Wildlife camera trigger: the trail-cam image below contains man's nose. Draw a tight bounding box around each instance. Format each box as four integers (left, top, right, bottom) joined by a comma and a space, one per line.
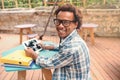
57, 24, 64, 30
58, 22, 64, 28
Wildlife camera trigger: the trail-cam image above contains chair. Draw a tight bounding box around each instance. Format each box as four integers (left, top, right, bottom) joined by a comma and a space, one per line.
27, 33, 38, 39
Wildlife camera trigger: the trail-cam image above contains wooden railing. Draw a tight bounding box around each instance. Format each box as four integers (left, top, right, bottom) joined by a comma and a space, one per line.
0, 0, 119, 9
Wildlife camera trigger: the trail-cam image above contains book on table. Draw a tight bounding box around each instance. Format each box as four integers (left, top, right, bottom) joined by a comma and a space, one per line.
0, 50, 33, 67
0, 61, 35, 68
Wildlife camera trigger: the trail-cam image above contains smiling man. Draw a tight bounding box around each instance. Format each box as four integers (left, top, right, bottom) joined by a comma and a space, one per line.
25, 4, 91, 80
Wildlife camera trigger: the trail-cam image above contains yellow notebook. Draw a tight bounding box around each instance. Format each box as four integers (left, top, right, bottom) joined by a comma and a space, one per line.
0, 50, 33, 66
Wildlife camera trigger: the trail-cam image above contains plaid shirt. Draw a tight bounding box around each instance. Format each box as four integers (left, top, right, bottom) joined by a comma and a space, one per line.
36, 29, 91, 80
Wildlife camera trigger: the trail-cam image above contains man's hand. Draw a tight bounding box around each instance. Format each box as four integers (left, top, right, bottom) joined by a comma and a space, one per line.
25, 47, 38, 60
39, 43, 55, 50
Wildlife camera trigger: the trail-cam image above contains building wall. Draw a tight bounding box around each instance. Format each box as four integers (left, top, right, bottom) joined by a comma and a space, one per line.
83, 9, 120, 37
0, 8, 120, 37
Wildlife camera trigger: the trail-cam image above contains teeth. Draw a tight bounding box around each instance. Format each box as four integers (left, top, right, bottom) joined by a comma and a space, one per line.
59, 30, 65, 33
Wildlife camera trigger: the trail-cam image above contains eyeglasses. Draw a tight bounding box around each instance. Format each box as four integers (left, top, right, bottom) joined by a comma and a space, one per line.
54, 19, 75, 27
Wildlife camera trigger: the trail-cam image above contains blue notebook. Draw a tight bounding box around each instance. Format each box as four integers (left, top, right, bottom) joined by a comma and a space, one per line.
1, 61, 35, 69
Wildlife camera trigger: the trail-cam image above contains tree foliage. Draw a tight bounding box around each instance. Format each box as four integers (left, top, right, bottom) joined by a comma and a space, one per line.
0, 0, 120, 9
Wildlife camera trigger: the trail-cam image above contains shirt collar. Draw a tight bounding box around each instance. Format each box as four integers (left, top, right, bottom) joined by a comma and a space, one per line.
60, 29, 77, 44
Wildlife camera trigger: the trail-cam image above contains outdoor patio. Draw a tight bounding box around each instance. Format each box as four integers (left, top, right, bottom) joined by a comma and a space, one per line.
0, 33, 120, 80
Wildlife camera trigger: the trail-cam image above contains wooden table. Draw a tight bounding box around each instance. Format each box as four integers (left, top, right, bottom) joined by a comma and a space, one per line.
15, 24, 37, 44
79, 23, 98, 45
18, 69, 52, 80
2, 43, 57, 80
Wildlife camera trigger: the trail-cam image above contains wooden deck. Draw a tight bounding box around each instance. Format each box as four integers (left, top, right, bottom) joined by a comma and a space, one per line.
0, 33, 120, 80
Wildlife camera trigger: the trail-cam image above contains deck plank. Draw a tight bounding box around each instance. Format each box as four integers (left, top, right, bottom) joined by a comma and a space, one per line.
10, 72, 17, 80
90, 48, 115, 80
0, 67, 5, 74
0, 70, 8, 80
89, 37, 120, 80
0, 34, 120, 80
32, 70, 41, 80
3, 72, 15, 80
26, 70, 34, 80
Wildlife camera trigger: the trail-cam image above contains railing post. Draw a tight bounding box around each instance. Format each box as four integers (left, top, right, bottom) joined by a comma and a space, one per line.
14, 0, 18, 8
69, 0, 72, 4
43, 0, 47, 6
82, 0, 86, 8
1, 0, 4, 9
61, 0, 65, 5
28, 0, 31, 8
103, 0, 106, 4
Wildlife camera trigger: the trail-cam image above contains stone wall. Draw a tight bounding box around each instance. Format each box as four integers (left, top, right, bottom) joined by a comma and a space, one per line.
0, 8, 120, 37
83, 9, 120, 37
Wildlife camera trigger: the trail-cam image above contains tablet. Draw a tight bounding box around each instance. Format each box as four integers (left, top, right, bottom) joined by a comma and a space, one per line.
22, 38, 42, 54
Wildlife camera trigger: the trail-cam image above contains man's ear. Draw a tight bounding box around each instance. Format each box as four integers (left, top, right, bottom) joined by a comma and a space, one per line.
76, 22, 78, 26
75, 22, 78, 28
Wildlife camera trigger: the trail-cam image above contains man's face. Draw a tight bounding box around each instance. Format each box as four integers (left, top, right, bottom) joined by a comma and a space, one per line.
55, 11, 77, 39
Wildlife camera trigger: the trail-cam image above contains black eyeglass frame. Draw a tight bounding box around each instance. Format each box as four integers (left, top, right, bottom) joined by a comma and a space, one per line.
53, 19, 76, 27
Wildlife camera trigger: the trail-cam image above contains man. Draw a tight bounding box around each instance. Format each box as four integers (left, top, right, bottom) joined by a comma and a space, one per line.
25, 4, 91, 80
